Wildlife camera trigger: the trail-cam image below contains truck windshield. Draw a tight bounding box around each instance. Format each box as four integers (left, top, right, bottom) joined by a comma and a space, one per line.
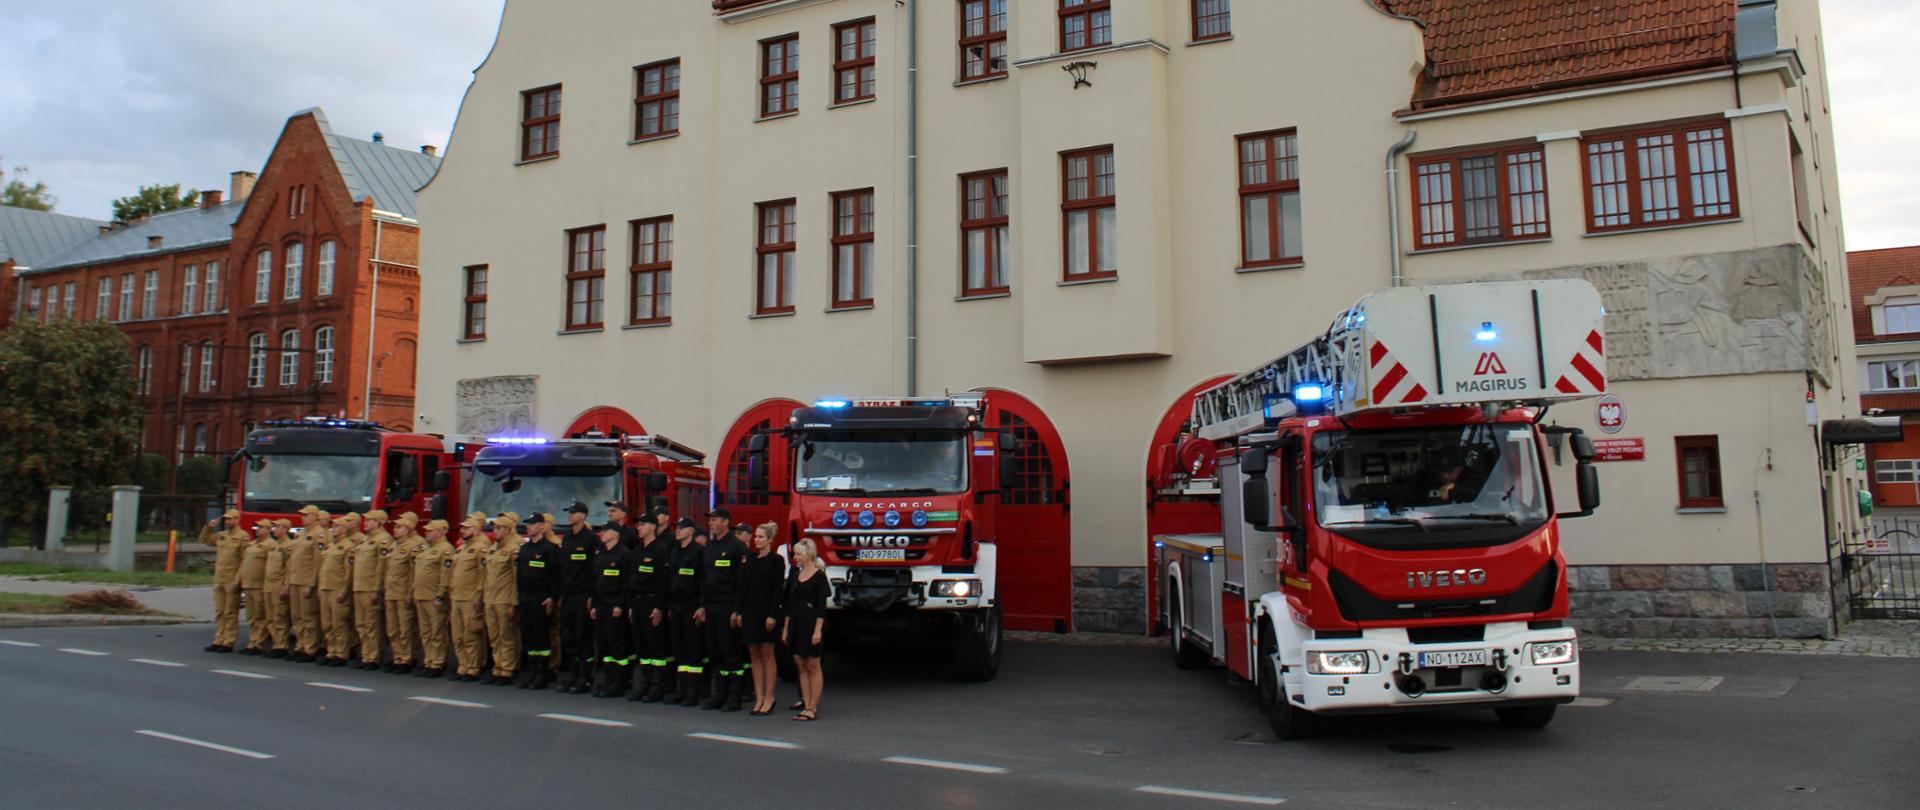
1311, 424, 1548, 536
466, 471, 622, 525
794, 430, 968, 495
242, 454, 380, 514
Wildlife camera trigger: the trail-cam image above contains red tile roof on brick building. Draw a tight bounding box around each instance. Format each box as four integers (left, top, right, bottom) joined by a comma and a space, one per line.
1848, 246, 1920, 346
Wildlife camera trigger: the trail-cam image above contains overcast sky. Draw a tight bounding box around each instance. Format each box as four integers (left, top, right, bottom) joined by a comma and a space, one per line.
1, 0, 1914, 250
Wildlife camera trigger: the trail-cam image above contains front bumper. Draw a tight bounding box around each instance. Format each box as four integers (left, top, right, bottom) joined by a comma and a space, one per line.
824, 565, 992, 612
1288, 622, 1579, 713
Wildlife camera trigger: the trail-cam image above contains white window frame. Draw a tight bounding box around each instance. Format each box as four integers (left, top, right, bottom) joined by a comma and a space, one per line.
246, 333, 267, 388
1875, 459, 1918, 484
27, 286, 41, 321
1878, 296, 1920, 336
176, 424, 186, 464
254, 250, 272, 304
203, 261, 221, 312
199, 341, 216, 392
181, 265, 198, 316
118, 273, 134, 320
313, 326, 335, 384
1869, 359, 1920, 392
62, 282, 75, 318
279, 329, 300, 386
179, 343, 192, 390
136, 345, 152, 395
193, 423, 208, 455
96, 278, 111, 320
317, 240, 335, 296
141, 270, 157, 318
284, 242, 304, 300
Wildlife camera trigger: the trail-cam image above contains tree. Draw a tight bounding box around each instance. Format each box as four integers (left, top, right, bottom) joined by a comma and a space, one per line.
1, 157, 55, 211
136, 453, 171, 494
173, 457, 222, 497
0, 320, 142, 543
110, 183, 198, 222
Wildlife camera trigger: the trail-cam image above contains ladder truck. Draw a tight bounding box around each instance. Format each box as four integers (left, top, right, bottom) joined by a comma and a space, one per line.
1157, 279, 1606, 738
459, 433, 712, 528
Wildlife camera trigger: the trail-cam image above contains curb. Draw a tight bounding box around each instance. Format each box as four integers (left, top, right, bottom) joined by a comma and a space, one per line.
0, 613, 203, 629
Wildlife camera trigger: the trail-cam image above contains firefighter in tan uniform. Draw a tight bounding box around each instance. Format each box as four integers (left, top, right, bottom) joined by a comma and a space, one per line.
263, 519, 293, 658
350, 510, 390, 669
288, 505, 327, 661
201, 509, 247, 653
481, 513, 523, 685
411, 519, 455, 678
238, 520, 272, 654
448, 512, 492, 682
317, 513, 358, 667
383, 512, 425, 673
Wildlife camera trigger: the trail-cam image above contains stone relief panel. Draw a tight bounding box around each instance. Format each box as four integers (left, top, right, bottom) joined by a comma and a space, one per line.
456, 375, 538, 436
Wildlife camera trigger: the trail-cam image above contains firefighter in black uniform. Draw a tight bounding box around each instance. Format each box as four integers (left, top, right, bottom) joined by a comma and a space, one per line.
649, 506, 671, 542
557, 501, 599, 694
625, 519, 672, 702
699, 508, 752, 712
666, 517, 706, 706
589, 523, 634, 698
604, 500, 640, 549
515, 513, 562, 690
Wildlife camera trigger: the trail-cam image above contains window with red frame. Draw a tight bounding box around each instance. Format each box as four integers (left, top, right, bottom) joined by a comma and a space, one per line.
1192, 0, 1230, 41
961, 169, 1010, 295
831, 189, 876, 308
1237, 130, 1303, 267
756, 200, 797, 315
834, 19, 876, 104
630, 216, 673, 325
1059, 0, 1111, 52
635, 59, 681, 139
1675, 435, 1723, 509
521, 85, 561, 160
1412, 143, 1550, 249
1062, 147, 1116, 279
462, 265, 488, 340
761, 35, 799, 117
1584, 120, 1736, 232
959, 0, 1008, 81
564, 226, 605, 330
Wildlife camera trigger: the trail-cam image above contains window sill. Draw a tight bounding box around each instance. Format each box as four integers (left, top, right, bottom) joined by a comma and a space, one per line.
1675, 506, 1728, 515
953, 74, 1008, 88
1187, 35, 1232, 47
1236, 261, 1304, 274
749, 310, 796, 320
456, 337, 486, 344
828, 97, 877, 110
957, 290, 1012, 302
555, 326, 603, 336
1408, 237, 1551, 256
628, 132, 680, 146
1012, 38, 1171, 69
1583, 217, 1740, 239
826, 303, 874, 313
515, 154, 560, 167
1058, 276, 1118, 287
755, 111, 799, 124
622, 321, 671, 330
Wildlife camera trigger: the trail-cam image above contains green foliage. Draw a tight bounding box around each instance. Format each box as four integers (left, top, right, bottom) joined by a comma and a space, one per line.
136, 453, 171, 494
1, 157, 55, 211
174, 456, 222, 496
110, 183, 198, 222
0, 320, 141, 526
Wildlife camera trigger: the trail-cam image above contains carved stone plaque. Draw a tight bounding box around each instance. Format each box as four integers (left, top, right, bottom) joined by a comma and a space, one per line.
456, 375, 538, 436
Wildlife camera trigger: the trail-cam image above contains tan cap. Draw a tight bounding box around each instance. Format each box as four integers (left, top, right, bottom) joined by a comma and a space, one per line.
297, 505, 324, 516
396, 512, 420, 527
273, 518, 293, 528
424, 519, 450, 533
459, 513, 487, 529
333, 512, 361, 526
362, 509, 389, 523
492, 513, 519, 532
466, 511, 488, 523
222, 509, 241, 519
254, 519, 273, 529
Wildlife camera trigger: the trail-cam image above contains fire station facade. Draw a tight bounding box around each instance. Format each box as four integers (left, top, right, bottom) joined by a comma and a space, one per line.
417, 0, 1864, 636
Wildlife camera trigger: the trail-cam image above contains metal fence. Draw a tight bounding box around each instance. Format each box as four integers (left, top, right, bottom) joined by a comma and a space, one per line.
1847, 516, 1920, 619
1, 490, 222, 550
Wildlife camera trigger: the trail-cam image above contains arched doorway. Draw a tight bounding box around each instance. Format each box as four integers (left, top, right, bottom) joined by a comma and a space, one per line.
565, 405, 646, 439
977, 388, 1073, 634
1144, 374, 1233, 633
716, 398, 804, 533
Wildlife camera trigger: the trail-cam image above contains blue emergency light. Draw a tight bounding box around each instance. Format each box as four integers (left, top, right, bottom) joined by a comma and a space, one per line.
814, 399, 850, 409
1292, 383, 1327, 403
489, 436, 549, 445
1475, 321, 1498, 342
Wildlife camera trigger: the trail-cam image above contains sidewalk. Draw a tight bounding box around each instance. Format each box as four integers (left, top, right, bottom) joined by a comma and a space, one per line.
0, 575, 212, 626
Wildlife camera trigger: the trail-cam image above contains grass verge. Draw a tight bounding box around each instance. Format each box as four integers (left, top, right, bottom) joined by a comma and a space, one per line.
0, 591, 178, 616
0, 562, 214, 588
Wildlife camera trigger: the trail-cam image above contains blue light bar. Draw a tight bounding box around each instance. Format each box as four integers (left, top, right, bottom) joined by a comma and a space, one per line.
1292, 383, 1327, 403
489, 436, 549, 445
1475, 321, 1498, 342
814, 399, 849, 409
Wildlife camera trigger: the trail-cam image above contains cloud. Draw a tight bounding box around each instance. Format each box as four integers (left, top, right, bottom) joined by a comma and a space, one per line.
1824, 0, 1920, 251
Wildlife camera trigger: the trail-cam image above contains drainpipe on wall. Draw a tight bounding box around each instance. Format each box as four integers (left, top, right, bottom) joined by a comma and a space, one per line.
905, 0, 921, 396
1385, 129, 1417, 288
363, 217, 383, 420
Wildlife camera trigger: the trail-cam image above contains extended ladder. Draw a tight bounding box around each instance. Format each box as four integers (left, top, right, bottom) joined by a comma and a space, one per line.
1191, 310, 1362, 442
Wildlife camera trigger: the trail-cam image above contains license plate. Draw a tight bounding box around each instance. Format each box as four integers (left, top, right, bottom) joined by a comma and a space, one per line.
853, 549, 906, 561
1417, 649, 1489, 669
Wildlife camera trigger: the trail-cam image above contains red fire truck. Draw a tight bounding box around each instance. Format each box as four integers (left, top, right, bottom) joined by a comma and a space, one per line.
229, 418, 455, 526
742, 395, 1022, 680
1157, 279, 1605, 738
459, 431, 711, 529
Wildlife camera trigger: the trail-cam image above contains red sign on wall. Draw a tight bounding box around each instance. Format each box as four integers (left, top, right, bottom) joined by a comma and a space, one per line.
1592, 437, 1645, 462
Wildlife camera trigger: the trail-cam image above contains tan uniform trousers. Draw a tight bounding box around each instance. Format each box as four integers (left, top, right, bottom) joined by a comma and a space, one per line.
415, 599, 450, 669
452, 601, 486, 676
243, 588, 271, 651
385, 597, 417, 665
291, 587, 320, 655
485, 604, 520, 678
266, 589, 290, 651
212, 585, 240, 647
319, 589, 353, 660
354, 593, 384, 663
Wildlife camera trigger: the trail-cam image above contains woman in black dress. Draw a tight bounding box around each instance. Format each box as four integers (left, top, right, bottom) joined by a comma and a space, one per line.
782, 538, 830, 721
739, 522, 786, 716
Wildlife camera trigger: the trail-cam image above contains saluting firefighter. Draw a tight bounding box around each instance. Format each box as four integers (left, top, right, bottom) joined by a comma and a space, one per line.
625, 519, 673, 702
350, 510, 390, 670
699, 509, 752, 712
289, 506, 327, 661
557, 502, 600, 694
666, 518, 707, 706
317, 513, 359, 667
516, 513, 563, 689
262, 519, 294, 658
383, 513, 426, 674
238, 520, 272, 655
411, 519, 456, 678
481, 512, 523, 685
590, 523, 634, 697
202, 509, 247, 653
449, 512, 493, 682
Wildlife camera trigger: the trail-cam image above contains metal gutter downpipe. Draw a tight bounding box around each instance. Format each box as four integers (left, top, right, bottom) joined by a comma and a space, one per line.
362, 218, 383, 420
1385, 128, 1417, 287
904, 0, 920, 396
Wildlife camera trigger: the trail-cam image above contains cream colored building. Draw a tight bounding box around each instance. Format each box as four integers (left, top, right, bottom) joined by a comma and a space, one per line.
417, 0, 1865, 636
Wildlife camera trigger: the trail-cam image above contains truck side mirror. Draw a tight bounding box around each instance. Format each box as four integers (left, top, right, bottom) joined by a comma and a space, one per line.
1558, 460, 1601, 519
747, 434, 768, 454
221, 451, 242, 487
998, 448, 1020, 493
646, 472, 668, 491
1570, 433, 1596, 463
747, 451, 769, 493
399, 456, 419, 488
1242, 475, 1271, 529
1239, 447, 1269, 477
427, 494, 446, 521
998, 431, 1020, 453
430, 469, 450, 492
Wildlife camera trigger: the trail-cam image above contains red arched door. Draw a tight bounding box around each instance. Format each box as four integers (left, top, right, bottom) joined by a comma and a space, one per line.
1143, 375, 1233, 633
565, 406, 646, 439
716, 398, 803, 534
979, 388, 1073, 633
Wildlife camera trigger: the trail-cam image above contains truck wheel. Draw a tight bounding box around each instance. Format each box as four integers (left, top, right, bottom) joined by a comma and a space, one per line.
1259, 624, 1314, 740
953, 605, 1002, 682
1494, 705, 1557, 729
1168, 587, 1207, 671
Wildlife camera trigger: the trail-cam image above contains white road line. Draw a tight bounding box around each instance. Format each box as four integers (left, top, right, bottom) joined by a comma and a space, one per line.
1135, 786, 1287, 805
538, 713, 633, 728
210, 669, 274, 680
882, 756, 1008, 775
134, 730, 274, 760
306, 681, 373, 693
58, 648, 108, 656
0, 640, 42, 647
409, 696, 490, 708
1571, 697, 1613, 707
130, 658, 187, 668
687, 732, 798, 750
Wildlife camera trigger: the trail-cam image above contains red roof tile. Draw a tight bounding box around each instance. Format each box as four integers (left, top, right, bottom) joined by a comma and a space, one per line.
1848, 246, 1920, 346
1377, 0, 1737, 111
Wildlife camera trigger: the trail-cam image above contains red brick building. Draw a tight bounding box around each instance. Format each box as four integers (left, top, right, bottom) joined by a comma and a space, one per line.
1849, 246, 1920, 510
0, 108, 439, 467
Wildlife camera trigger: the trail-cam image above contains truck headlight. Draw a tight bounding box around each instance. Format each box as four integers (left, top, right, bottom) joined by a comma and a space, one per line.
931, 579, 982, 598
1306, 650, 1372, 675
1528, 640, 1576, 666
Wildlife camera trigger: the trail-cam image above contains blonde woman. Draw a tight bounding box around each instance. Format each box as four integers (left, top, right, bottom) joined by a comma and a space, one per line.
740, 522, 787, 716
782, 538, 830, 721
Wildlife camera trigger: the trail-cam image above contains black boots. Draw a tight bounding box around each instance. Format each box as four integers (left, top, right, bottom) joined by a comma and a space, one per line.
680, 674, 704, 707
628, 668, 651, 702
721, 674, 745, 713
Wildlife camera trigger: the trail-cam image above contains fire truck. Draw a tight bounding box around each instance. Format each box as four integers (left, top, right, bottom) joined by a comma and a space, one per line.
1157, 279, 1605, 738
229, 418, 454, 526
742, 395, 1022, 681
459, 432, 711, 528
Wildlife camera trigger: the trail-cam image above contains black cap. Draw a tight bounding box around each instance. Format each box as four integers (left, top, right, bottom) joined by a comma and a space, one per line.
708, 507, 732, 521
566, 501, 589, 515
650, 506, 670, 519
731, 523, 752, 536
605, 500, 629, 512
527, 512, 550, 525
598, 523, 622, 534
674, 516, 697, 529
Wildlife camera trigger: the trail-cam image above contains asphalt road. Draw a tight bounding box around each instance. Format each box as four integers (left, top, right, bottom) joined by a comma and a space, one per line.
1, 626, 1916, 809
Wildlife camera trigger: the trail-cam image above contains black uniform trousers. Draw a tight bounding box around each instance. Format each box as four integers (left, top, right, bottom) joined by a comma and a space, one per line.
518, 600, 553, 668
669, 604, 705, 676
631, 600, 668, 669
593, 606, 631, 668
560, 595, 592, 673
704, 603, 745, 678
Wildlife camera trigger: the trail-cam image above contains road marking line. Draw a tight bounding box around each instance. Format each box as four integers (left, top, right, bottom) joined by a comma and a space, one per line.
882, 756, 1008, 774
58, 648, 109, 656
130, 658, 187, 668
211, 669, 273, 680
538, 713, 633, 728
134, 730, 274, 760
688, 732, 798, 750
1571, 697, 1613, 707
306, 681, 373, 693
1135, 786, 1286, 805
409, 696, 490, 708
0, 640, 42, 647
